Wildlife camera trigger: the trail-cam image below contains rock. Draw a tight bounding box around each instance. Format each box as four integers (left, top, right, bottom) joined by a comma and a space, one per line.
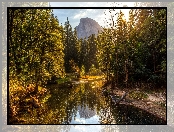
147, 102, 153, 105
76, 17, 102, 39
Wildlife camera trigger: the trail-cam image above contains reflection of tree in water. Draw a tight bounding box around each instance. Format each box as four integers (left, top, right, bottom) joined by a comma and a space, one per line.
28, 80, 166, 124
77, 105, 96, 119
65, 81, 107, 122
44, 83, 165, 124
110, 104, 166, 124
44, 80, 107, 124
10, 79, 166, 124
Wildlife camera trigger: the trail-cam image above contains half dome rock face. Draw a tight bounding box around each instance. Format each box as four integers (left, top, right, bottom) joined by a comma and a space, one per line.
76, 17, 102, 39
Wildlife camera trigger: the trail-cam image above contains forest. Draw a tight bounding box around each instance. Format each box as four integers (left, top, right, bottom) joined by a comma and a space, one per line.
8, 8, 166, 124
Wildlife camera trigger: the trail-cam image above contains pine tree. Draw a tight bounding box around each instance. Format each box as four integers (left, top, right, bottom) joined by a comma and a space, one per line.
9, 9, 65, 92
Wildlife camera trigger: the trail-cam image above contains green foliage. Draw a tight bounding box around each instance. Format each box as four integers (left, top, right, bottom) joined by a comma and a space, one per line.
129, 91, 148, 100
57, 77, 71, 84
96, 8, 166, 88
88, 64, 101, 76
89, 64, 96, 75
80, 65, 85, 77
9, 9, 65, 90
9, 8, 167, 91
63, 18, 80, 73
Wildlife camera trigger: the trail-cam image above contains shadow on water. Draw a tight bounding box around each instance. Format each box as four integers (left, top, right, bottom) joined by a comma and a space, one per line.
17, 79, 166, 124
110, 104, 166, 124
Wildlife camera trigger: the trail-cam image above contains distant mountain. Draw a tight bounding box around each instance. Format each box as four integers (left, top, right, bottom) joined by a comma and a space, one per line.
76, 17, 102, 39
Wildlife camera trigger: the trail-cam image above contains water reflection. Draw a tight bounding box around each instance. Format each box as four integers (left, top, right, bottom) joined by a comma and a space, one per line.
17, 79, 166, 124
45, 80, 108, 124
110, 104, 166, 124
70, 105, 100, 124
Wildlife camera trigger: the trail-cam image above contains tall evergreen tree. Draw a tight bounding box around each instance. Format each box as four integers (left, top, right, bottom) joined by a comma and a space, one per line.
9, 9, 65, 92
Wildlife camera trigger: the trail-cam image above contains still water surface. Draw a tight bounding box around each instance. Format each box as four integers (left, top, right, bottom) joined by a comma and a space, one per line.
21, 79, 166, 124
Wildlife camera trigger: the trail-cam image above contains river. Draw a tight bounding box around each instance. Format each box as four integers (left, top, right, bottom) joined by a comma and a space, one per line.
19, 79, 166, 124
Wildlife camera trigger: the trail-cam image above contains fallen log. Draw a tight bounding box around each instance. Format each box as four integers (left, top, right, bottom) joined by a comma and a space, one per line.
111, 92, 127, 105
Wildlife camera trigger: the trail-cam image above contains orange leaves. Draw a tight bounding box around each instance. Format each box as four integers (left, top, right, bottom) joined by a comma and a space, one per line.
26, 84, 35, 93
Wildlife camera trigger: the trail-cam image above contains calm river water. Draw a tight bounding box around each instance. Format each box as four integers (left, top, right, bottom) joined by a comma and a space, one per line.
20, 79, 166, 124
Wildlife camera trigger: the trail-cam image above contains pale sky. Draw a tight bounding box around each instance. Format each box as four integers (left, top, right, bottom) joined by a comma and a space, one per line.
50, 2, 136, 29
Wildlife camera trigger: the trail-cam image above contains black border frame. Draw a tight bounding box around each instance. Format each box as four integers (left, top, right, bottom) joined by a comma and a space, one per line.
7, 6, 167, 125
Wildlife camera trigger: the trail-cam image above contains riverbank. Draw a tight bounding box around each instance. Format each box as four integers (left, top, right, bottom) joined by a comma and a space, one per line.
57, 76, 166, 122
103, 85, 166, 122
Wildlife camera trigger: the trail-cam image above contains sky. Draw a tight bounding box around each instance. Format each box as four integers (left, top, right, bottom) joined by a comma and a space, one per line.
50, 2, 136, 29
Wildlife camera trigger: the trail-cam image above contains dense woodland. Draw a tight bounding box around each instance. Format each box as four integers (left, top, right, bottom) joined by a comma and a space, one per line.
9, 8, 166, 89
8, 8, 166, 123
